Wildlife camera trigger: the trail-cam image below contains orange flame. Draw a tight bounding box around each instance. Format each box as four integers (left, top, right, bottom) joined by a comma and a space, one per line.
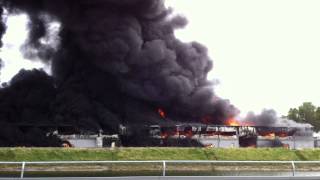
158, 108, 166, 118
225, 118, 240, 126
241, 120, 254, 126
160, 132, 168, 138
264, 132, 275, 139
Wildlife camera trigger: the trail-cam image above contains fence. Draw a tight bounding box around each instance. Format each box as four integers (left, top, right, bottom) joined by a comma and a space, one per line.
0, 160, 319, 178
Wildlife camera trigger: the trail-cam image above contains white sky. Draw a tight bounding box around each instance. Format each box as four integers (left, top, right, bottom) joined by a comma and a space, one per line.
0, 14, 48, 83
1, 1, 320, 117
166, 0, 320, 116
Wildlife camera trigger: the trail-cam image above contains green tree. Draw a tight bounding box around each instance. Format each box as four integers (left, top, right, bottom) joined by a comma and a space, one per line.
288, 108, 300, 122
315, 107, 320, 120
314, 107, 320, 132
287, 102, 320, 132
298, 102, 316, 123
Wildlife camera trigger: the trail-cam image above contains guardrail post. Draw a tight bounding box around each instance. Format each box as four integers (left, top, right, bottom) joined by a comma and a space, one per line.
162, 161, 166, 176
291, 161, 295, 176
20, 161, 25, 179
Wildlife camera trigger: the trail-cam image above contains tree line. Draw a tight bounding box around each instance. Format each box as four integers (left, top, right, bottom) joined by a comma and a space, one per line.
287, 102, 320, 132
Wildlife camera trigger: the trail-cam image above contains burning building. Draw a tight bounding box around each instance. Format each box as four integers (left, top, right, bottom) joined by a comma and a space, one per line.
140, 109, 315, 149
255, 126, 314, 149
0, 0, 239, 147
145, 123, 314, 149
0, 0, 315, 148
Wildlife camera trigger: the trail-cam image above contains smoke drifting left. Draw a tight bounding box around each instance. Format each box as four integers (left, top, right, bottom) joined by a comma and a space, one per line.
0, 0, 238, 146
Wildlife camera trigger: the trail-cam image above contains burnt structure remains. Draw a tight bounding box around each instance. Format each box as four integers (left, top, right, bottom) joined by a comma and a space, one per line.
134, 124, 314, 149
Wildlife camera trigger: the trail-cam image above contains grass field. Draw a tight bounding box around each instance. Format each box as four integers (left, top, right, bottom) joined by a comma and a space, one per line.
0, 147, 320, 161
0, 148, 320, 177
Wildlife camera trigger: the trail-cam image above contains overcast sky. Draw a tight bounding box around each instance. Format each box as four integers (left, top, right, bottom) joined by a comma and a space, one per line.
166, 0, 320, 116
1, 0, 320, 117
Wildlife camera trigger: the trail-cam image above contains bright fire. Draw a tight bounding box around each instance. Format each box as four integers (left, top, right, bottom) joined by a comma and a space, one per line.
158, 108, 166, 118
264, 132, 275, 139
225, 118, 240, 126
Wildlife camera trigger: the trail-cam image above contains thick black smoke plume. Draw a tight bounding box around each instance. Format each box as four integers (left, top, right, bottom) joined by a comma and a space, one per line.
0, 0, 237, 146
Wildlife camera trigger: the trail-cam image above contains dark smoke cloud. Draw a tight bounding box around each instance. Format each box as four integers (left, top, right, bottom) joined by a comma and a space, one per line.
0, 0, 237, 146
0, 7, 5, 47
245, 110, 278, 126
20, 13, 58, 61
0, 7, 6, 79
244, 109, 311, 128
0, 69, 61, 146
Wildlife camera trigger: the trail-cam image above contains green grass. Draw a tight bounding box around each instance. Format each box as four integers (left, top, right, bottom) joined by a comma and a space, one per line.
0, 147, 320, 161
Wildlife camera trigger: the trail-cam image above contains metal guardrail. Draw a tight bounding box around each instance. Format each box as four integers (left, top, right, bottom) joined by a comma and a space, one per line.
0, 160, 319, 178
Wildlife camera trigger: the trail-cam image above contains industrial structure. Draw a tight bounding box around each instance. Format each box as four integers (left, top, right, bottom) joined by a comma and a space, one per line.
147, 124, 315, 149
12, 122, 317, 149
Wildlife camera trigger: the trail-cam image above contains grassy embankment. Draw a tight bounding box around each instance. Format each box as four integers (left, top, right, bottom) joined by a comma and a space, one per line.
1, 148, 320, 177
0, 147, 319, 161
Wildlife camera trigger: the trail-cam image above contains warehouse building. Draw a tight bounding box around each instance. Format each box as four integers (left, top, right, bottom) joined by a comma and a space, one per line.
148, 124, 315, 149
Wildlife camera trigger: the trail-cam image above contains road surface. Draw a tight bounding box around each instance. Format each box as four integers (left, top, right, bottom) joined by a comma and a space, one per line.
1, 176, 319, 180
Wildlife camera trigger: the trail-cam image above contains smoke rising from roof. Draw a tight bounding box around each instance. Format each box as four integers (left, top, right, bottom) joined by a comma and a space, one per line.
244, 109, 312, 128
0, 0, 240, 146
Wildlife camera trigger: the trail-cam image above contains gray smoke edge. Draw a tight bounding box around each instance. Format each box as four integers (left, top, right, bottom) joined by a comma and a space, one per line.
244, 109, 312, 128
0, 6, 6, 76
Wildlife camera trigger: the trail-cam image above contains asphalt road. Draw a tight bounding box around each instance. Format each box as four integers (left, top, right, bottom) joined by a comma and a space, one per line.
1, 176, 320, 180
